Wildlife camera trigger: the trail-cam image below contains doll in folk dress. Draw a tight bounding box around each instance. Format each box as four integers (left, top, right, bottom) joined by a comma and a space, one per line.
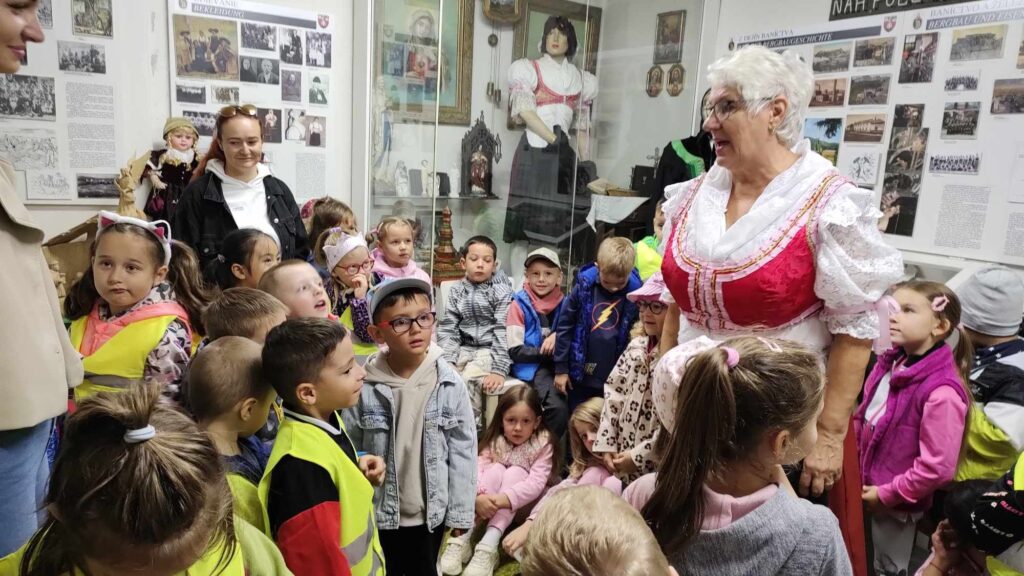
143, 117, 200, 222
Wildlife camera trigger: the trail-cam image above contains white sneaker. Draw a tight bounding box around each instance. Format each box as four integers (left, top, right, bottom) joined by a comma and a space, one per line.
462, 543, 500, 576
440, 534, 473, 575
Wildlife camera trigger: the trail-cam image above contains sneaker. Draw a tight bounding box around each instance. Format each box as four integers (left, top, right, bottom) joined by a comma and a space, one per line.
440, 534, 473, 575
462, 543, 500, 576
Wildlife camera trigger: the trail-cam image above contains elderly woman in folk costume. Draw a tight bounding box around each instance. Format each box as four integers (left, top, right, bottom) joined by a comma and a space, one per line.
657, 45, 903, 576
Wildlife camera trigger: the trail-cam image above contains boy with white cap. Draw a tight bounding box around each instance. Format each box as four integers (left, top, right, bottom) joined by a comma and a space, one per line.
507, 247, 567, 438
954, 265, 1024, 481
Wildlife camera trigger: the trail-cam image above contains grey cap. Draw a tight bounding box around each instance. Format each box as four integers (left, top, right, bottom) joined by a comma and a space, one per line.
524, 247, 561, 269
955, 266, 1024, 337
368, 277, 433, 321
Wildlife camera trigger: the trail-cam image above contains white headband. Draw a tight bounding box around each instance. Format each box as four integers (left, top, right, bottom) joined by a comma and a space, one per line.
322, 229, 369, 272
97, 211, 173, 267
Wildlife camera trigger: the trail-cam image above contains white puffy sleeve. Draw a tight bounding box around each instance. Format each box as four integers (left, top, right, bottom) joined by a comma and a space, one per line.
656, 180, 694, 304
581, 70, 598, 104
508, 58, 539, 118
815, 183, 904, 340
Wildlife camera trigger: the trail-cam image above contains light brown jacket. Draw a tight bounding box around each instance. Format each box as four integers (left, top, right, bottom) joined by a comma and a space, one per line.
0, 159, 82, 430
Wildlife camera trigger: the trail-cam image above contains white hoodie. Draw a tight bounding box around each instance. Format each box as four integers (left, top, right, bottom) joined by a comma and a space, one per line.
206, 159, 280, 246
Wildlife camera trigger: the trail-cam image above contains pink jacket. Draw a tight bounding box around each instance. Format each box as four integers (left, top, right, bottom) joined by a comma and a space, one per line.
478, 441, 554, 512
528, 465, 622, 521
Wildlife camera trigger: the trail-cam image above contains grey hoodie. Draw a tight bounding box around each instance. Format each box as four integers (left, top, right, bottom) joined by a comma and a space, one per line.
673, 489, 853, 576
362, 344, 444, 526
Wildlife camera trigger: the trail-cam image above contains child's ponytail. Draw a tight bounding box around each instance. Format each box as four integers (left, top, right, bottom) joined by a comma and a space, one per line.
643, 346, 736, 555
952, 324, 975, 388
168, 239, 214, 335
63, 267, 100, 320
202, 228, 275, 290
20, 383, 234, 576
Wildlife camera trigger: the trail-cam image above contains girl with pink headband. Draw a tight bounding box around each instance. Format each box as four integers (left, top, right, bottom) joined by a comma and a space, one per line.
314, 227, 379, 358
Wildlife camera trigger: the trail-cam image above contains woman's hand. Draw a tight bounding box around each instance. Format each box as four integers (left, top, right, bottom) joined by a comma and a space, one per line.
476, 494, 499, 520
800, 427, 844, 497
503, 520, 533, 556
928, 520, 962, 574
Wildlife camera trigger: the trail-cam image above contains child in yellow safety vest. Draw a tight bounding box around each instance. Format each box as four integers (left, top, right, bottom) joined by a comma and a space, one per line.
314, 228, 380, 360
187, 337, 277, 533
259, 318, 387, 576
0, 383, 292, 576
64, 211, 208, 403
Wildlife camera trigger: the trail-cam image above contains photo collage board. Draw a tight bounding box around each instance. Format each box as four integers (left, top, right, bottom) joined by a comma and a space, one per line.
167, 0, 337, 201
735, 0, 1024, 267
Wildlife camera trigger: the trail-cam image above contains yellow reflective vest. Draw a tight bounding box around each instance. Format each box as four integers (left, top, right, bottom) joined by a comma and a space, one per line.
339, 306, 378, 358
228, 473, 265, 533
258, 414, 385, 576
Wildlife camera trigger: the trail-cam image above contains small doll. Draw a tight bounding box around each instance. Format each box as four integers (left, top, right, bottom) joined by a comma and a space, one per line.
143, 117, 200, 222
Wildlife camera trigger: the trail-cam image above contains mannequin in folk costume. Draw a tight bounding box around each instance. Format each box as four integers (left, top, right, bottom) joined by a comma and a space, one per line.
143, 117, 200, 222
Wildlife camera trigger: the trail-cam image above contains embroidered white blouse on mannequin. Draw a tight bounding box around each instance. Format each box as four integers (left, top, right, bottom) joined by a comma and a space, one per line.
508, 54, 598, 151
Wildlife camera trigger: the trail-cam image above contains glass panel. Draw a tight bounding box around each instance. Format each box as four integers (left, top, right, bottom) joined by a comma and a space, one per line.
367, 0, 707, 289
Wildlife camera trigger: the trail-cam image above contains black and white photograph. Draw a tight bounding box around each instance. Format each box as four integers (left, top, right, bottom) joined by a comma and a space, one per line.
240, 56, 280, 84
213, 86, 239, 105
894, 104, 925, 128
285, 109, 307, 141
0, 74, 56, 121
844, 113, 887, 143
308, 75, 328, 105
811, 78, 847, 107
175, 84, 206, 105
282, 69, 302, 102
306, 31, 332, 68
72, 0, 112, 38
853, 37, 895, 67
848, 74, 891, 105
941, 101, 980, 140
280, 28, 303, 65
182, 110, 218, 137
839, 152, 881, 187
241, 22, 277, 52
37, 0, 52, 29
950, 24, 1007, 61
58, 40, 106, 74
258, 108, 282, 143
880, 127, 929, 237
899, 33, 938, 84
944, 71, 979, 92
76, 174, 118, 199
813, 42, 851, 73
304, 115, 326, 147
929, 153, 981, 175
992, 78, 1024, 114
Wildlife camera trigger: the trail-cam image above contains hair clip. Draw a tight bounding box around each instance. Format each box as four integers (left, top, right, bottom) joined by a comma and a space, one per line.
931, 295, 949, 312
721, 346, 740, 369
123, 424, 156, 444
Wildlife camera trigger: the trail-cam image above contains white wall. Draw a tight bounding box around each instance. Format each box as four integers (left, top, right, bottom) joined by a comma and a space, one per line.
25, 0, 353, 240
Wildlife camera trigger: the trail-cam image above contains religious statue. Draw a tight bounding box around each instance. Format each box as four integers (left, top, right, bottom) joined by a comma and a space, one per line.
395, 161, 410, 197
470, 145, 489, 195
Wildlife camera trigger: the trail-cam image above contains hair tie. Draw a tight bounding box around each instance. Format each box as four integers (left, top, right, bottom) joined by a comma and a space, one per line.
721, 346, 740, 369
931, 295, 949, 312
124, 424, 156, 444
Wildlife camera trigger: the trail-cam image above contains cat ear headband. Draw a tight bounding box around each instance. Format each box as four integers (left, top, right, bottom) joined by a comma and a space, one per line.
97, 211, 172, 267
322, 228, 368, 272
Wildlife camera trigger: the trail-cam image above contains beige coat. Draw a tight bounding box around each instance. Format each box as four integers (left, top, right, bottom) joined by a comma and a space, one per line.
0, 159, 82, 431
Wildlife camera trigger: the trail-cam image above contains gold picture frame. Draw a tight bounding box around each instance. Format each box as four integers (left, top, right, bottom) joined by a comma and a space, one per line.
376, 0, 474, 125
483, 0, 524, 24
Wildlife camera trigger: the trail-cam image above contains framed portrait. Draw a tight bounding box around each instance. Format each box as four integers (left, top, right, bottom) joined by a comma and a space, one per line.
666, 64, 684, 97
646, 65, 663, 97
483, 0, 524, 23
654, 10, 685, 65
376, 0, 474, 125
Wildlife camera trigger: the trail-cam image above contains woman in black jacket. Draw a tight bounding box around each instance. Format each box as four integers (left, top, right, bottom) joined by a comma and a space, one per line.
172, 104, 308, 269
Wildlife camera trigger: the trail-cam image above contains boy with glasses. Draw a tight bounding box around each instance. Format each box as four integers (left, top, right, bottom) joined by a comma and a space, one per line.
343, 278, 477, 576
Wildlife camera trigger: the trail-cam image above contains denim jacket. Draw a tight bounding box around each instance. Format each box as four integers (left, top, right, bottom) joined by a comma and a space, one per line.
341, 358, 477, 531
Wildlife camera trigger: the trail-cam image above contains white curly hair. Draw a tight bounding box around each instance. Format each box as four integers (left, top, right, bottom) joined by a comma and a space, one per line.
706, 45, 814, 148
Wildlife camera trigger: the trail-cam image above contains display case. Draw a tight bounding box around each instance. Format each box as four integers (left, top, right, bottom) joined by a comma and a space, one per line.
361, 0, 709, 287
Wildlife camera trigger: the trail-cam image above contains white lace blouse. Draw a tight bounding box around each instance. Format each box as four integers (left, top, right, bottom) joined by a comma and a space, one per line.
660, 140, 904, 351
508, 54, 598, 148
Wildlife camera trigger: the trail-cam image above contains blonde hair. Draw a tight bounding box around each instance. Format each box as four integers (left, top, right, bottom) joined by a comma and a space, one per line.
257, 259, 313, 301
520, 485, 671, 576
596, 236, 636, 277
367, 215, 413, 247
186, 336, 270, 423
568, 398, 605, 479
204, 287, 288, 341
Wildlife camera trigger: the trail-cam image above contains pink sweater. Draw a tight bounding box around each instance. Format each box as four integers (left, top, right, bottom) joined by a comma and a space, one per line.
371, 248, 432, 285
527, 465, 622, 521
478, 443, 554, 511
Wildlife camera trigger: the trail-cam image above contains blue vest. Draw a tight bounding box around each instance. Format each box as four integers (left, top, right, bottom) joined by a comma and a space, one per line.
510, 289, 563, 382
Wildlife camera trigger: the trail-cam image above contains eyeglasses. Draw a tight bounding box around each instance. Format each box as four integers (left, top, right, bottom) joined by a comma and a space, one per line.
378, 311, 437, 335
338, 259, 374, 276
702, 97, 770, 122
218, 104, 258, 118
637, 301, 667, 314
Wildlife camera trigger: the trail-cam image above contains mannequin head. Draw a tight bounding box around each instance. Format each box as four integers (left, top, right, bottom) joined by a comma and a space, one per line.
540, 16, 578, 60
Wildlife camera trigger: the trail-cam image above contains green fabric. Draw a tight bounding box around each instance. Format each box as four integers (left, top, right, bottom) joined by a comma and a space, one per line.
634, 239, 663, 281
955, 406, 1020, 482
236, 517, 294, 576
670, 139, 706, 178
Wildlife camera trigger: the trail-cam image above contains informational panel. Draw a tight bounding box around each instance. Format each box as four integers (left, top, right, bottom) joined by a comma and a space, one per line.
726, 0, 1024, 267
166, 0, 336, 201
2, 0, 122, 205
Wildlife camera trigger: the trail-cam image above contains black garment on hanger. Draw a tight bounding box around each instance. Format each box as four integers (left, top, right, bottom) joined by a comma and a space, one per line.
653, 131, 716, 202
